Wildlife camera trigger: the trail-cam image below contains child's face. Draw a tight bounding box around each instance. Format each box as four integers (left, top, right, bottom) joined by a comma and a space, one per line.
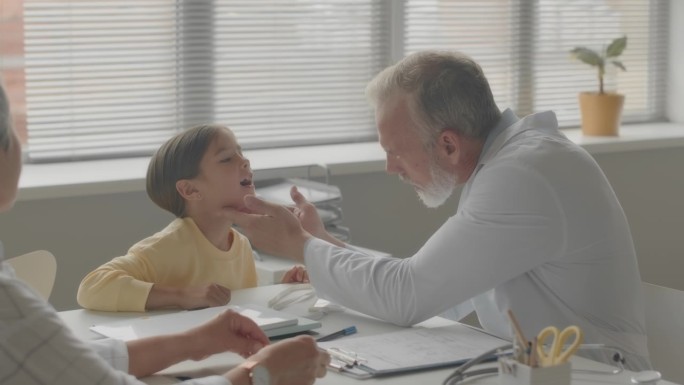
192, 128, 254, 211
0, 129, 22, 212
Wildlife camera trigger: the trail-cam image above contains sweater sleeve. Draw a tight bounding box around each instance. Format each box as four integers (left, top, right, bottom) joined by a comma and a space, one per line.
77, 253, 155, 312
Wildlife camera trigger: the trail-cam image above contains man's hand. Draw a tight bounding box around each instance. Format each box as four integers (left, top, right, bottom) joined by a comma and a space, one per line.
224, 195, 312, 262
290, 186, 346, 247
225, 335, 330, 385
289, 186, 326, 238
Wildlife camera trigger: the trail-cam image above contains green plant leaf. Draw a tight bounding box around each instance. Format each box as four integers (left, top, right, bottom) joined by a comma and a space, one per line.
611, 60, 626, 71
570, 47, 602, 67
606, 36, 627, 58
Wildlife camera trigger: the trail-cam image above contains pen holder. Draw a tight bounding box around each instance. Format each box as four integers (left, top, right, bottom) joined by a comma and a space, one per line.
498, 357, 570, 385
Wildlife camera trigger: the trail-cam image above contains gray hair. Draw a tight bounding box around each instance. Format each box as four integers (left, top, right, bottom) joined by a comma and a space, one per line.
0, 82, 11, 151
366, 51, 501, 146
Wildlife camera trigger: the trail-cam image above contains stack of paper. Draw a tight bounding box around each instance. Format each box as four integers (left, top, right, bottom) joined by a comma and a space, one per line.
89, 304, 321, 341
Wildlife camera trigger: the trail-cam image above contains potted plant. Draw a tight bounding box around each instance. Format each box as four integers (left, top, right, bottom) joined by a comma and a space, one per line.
570, 36, 627, 136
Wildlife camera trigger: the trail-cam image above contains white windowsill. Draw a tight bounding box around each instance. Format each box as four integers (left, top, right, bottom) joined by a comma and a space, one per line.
17, 122, 684, 202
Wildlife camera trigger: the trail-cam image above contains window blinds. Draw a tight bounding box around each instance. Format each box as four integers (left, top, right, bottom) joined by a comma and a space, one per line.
23, 1, 180, 161
404, 0, 668, 127
22, 0, 385, 162
20, 0, 669, 162
211, 1, 385, 149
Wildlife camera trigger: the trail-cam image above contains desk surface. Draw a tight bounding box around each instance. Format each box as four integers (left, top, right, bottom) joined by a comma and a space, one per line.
59, 284, 676, 385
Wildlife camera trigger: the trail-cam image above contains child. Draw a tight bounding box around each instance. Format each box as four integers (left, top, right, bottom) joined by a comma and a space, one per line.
77, 124, 308, 311
0, 82, 329, 384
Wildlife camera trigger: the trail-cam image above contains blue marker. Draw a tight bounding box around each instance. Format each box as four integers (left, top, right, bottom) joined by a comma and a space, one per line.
316, 326, 357, 342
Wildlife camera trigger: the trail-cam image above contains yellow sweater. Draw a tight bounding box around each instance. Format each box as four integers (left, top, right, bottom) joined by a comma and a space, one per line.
77, 218, 257, 311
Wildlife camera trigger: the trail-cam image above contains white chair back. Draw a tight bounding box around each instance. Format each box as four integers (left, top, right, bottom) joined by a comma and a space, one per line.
643, 282, 684, 384
6, 250, 57, 301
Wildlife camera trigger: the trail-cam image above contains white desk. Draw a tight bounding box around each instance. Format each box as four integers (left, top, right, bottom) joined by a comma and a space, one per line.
59, 284, 676, 385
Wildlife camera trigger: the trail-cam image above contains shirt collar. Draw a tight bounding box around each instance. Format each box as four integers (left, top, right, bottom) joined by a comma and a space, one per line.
477, 108, 520, 165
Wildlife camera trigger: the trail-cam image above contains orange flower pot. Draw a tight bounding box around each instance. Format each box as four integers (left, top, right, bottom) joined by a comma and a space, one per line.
578, 92, 625, 136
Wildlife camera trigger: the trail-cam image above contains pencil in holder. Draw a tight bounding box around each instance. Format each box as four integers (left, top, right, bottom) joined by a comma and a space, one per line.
498, 357, 570, 385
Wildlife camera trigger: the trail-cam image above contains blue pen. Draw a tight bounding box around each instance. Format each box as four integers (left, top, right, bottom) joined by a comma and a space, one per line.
316, 326, 357, 342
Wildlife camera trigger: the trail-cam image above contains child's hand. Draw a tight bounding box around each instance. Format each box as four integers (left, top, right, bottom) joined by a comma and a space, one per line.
180, 283, 232, 309
281, 265, 309, 283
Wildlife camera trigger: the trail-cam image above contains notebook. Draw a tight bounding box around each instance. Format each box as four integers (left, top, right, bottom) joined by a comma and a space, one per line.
317, 323, 506, 378
264, 316, 321, 339
90, 304, 316, 341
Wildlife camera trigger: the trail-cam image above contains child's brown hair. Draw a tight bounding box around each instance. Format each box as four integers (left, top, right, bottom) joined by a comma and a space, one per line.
146, 124, 227, 217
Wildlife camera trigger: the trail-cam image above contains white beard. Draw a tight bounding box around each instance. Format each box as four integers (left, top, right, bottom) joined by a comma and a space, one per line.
416, 160, 457, 208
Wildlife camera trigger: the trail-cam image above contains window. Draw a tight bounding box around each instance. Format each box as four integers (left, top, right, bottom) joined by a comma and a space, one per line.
11, 0, 385, 162
0, 0, 669, 163
404, 0, 668, 127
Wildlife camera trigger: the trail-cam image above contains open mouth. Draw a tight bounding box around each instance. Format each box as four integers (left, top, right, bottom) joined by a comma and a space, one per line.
240, 178, 252, 187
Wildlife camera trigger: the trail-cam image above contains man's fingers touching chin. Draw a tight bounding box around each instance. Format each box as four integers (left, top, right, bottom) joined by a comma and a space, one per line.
243, 194, 269, 212
290, 185, 306, 204
244, 194, 291, 217
220, 206, 246, 220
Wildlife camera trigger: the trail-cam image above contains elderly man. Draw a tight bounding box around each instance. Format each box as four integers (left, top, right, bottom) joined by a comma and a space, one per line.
230, 51, 650, 370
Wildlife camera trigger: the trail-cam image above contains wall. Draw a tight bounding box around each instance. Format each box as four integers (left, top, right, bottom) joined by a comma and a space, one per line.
1, 146, 683, 311
592, 148, 684, 288
668, 0, 684, 123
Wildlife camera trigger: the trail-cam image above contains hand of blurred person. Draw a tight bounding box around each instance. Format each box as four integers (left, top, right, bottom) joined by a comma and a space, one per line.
127, 309, 269, 377
225, 335, 330, 385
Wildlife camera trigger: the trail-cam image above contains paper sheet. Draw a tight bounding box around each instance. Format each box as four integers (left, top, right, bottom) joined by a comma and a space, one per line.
90, 304, 298, 341
318, 323, 506, 374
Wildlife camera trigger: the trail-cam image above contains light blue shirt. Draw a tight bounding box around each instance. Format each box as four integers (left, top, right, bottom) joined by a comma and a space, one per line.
305, 109, 650, 370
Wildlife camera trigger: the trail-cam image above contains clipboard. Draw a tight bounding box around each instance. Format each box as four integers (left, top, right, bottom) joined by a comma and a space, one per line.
90, 304, 319, 341
317, 323, 506, 378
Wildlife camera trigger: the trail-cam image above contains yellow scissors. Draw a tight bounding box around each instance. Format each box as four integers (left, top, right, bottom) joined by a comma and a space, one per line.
535, 325, 583, 367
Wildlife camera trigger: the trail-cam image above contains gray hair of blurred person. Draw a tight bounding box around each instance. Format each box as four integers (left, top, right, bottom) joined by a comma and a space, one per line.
365, 51, 501, 148
0, 82, 11, 151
